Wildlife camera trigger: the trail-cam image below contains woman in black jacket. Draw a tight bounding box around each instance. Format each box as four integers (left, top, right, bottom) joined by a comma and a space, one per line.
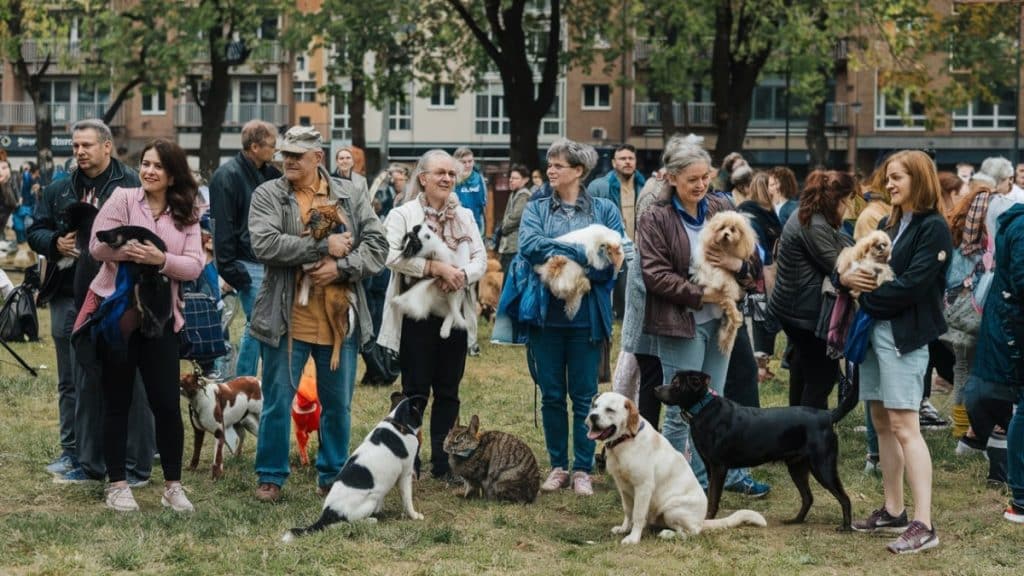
736, 171, 782, 358
768, 170, 856, 408
843, 150, 951, 554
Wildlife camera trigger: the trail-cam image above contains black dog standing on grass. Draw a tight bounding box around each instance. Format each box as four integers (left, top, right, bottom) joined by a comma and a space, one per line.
655, 370, 853, 530
95, 225, 171, 338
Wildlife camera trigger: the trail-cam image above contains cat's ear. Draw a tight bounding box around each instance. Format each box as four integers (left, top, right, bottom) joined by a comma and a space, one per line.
469, 415, 480, 436
625, 399, 640, 435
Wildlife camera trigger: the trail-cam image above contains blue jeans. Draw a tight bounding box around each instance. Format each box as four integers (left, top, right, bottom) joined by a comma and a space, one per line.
528, 326, 600, 473
234, 260, 264, 377
1010, 388, 1024, 508
255, 329, 358, 488
658, 319, 748, 489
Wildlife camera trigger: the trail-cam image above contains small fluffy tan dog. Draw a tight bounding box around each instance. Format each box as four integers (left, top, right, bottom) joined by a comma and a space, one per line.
693, 211, 757, 354
535, 224, 624, 319
477, 257, 504, 322
836, 230, 894, 297
587, 392, 766, 544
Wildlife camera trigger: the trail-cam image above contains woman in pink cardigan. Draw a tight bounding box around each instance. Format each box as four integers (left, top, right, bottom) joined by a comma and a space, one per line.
87, 138, 203, 513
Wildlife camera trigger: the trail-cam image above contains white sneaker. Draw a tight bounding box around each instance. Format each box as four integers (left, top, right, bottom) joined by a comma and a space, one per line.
161, 483, 195, 512
105, 485, 139, 512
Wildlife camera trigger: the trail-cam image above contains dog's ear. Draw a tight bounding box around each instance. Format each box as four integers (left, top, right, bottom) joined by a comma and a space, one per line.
591, 393, 601, 408
469, 414, 480, 436
625, 399, 640, 435
389, 391, 405, 411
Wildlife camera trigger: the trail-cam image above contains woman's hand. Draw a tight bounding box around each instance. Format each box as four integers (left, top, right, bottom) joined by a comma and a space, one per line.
123, 240, 166, 267
432, 261, 466, 292
839, 268, 878, 293
704, 246, 743, 273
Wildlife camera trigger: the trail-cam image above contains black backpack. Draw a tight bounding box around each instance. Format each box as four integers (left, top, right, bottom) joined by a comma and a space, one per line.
0, 284, 40, 342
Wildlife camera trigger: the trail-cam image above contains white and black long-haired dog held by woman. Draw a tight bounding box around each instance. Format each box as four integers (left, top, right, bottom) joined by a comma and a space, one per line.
534, 223, 625, 319
391, 223, 472, 338
283, 393, 426, 541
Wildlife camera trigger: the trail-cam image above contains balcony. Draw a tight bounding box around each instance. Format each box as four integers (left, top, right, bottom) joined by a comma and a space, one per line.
19, 39, 82, 63
0, 102, 124, 128
173, 102, 289, 128
189, 40, 287, 65
634, 38, 657, 61
632, 102, 715, 128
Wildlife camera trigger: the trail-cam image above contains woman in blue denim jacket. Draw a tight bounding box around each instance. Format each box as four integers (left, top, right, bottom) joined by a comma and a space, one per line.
518, 139, 623, 497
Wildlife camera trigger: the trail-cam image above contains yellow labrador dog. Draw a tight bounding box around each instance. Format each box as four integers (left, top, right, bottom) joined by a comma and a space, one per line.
587, 392, 766, 544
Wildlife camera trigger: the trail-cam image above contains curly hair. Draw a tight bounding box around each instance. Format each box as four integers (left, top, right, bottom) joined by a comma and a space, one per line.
768, 166, 799, 200
140, 139, 199, 229
798, 170, 857, 228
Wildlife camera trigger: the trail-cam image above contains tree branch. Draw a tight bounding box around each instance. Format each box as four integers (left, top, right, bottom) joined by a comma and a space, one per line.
445, 0, 503, 66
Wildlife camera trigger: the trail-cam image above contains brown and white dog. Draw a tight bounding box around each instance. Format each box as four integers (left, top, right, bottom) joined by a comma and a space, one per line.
179, 372, 263, 479
835, 230, 895, 297
477, 257, 504, 322
535, 224, 624, 320
587, 392, 766, 544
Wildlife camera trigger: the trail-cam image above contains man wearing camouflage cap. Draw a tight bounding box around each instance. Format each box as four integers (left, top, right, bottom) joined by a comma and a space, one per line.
248, 126, 387, 502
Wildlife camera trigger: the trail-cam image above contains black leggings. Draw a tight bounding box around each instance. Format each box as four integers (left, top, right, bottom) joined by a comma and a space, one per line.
636, 353, 664, 430
100, 322, 183, 483
399, 316, 467, 477
780, 322, 839, 409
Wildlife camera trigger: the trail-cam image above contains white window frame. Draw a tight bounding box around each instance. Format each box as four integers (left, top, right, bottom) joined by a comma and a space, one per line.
294, 81, 317, 103
332, 93, 350, 135
582, 84, 611, 110
389, 96, 412, 131
475, 84, 510, 135
953, 94, 1016, 131
874, 74, 926, 131
140, 90, 166, 115
538, 83, 563, 137
429, 83, 456, 109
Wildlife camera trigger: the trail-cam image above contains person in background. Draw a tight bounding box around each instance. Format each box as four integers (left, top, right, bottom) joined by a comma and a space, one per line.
361, 164, 410, 359
768, 166, 800, 225
378, 149, 486, 484
497, 164, 532, 273
957, 162, 974, 184
0, 160, 17, 241
846, 149, 950, 554
938, 171, 964, 216
737, 172, 782, 361
86, 138, 204, 513
453, 147, 487, 233
209, 120, 281, 378
530, 169, 545, 193
334, 146, 368, 195
1015, 161, 1024, 189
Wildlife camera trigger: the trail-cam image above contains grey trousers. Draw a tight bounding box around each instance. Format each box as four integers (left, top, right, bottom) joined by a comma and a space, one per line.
49, 297, 77, 455
74, 359, 155, 480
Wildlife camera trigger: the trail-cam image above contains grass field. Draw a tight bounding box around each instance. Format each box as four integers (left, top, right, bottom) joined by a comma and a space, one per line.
0, 280, 1021, 575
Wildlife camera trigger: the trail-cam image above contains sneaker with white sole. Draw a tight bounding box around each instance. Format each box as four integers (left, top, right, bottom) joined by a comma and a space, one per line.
571, 471, 594, 496
886, 520, 939, 554
45, 454, 77, 476
955, 435, 988, 459
1004, 502, 1024, 524
852, 506, 909, 533
918, 400, 949, 429
161, 483, 194, 512
541, 467, 570, 492
105, 485, 139, 512
53, 468, 103, 485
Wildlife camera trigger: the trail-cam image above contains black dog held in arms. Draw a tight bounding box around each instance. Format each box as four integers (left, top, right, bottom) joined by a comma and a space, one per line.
655, 370, 854, 530
37, 202, 99, 306
95, 226, 172, 339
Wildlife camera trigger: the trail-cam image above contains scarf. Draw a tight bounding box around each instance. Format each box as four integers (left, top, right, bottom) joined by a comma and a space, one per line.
672, 195, 708, 227
961, 191, 992, 257
420, 193, 471, 252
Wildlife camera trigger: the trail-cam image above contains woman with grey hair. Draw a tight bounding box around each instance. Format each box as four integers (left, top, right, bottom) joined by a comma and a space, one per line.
637, 141, 769, 497
979, 156, 1024, 242
378, 149, 487, 483
516, 138, 623, 496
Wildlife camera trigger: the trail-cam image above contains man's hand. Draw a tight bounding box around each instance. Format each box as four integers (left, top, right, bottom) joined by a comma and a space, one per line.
124, 240, 166, 267
310, 256, 341, 286
56, 231, 78, 258
327, 232, 353, 259
704, 246, 743, 273
839, 268, 878, 294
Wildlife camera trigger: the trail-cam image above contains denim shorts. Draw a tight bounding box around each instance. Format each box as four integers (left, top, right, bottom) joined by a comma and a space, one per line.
859, 320, 928, 410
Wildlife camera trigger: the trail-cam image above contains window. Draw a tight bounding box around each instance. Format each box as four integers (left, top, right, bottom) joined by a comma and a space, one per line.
141, 90, 166, 115
430, 83, 456, 108
582, 84, 610, 110
332, 94, 350, 138
237, 78, 278, 124
953, 90, 1016, 130
538, 84, 562, 136
239, 79, 277, 104
875, 88, 926, 130
389, 98, 411, 130
475, 85, 509, 135
294, 81, 317, 103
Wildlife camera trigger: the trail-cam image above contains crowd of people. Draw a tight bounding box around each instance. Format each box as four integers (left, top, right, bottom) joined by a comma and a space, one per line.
5, 117, 1023, 555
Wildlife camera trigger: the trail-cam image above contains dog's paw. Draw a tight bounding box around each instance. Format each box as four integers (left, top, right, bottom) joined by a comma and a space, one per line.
409, 511, 424, 521
363, 517, 379, 524
611, 524, 630, 535
657, 529, 682, 540
620, 533, 642, 545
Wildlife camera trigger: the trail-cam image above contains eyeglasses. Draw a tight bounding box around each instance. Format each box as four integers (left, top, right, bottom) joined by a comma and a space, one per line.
547, 163, 573, 171
431, 169, 458, 178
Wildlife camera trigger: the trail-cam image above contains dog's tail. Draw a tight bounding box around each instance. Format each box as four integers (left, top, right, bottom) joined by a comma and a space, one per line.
702, 510, 767, 531
830, 361, 860, 425
281, 508, 346, 542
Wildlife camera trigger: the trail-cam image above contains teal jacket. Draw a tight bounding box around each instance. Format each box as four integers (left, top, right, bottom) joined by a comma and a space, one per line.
973, 203, 1024, 387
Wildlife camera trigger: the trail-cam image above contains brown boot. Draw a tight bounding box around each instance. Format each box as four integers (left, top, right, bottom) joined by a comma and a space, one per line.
255, 482, 281, 502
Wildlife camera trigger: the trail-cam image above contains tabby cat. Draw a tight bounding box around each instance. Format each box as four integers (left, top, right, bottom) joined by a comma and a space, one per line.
442, 415, 540, 503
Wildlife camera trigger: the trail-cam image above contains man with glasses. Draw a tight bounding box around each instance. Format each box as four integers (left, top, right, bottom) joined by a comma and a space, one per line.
210, 120, 281, 377
248, 126, 387, 501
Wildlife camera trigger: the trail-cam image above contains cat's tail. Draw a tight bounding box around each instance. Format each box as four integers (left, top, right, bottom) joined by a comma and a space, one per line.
281, 508, 346, 542
702, 510, 767, 531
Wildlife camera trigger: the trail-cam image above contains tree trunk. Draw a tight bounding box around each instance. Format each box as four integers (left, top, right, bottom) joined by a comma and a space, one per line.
504, 78, 542, 170
806, 99, 829, 170
658, 93, 677, 143
349, 70, 367, 150
198, 34, 232, 178
32, 99, 54, 186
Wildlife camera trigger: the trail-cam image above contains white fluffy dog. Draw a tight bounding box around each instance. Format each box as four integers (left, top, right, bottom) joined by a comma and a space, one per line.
535, 224, 625, 319
392, 224, 472, 338
587, 392, 766, 544
692, 211, 757, 354
835, 230, 895, 297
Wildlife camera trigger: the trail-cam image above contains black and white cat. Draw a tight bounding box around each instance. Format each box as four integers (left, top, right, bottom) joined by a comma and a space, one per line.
283, 393, 426, 541
392, 224, 472, 338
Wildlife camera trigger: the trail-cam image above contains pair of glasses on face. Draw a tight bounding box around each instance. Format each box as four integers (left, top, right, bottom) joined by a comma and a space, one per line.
548, 163, 574, 171
431, 169, 458, 178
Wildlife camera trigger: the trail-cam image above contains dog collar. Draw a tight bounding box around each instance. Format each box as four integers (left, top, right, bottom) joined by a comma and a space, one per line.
605, 421, 645, 450
684, 390, 717, 421
384, 417, 413, 436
